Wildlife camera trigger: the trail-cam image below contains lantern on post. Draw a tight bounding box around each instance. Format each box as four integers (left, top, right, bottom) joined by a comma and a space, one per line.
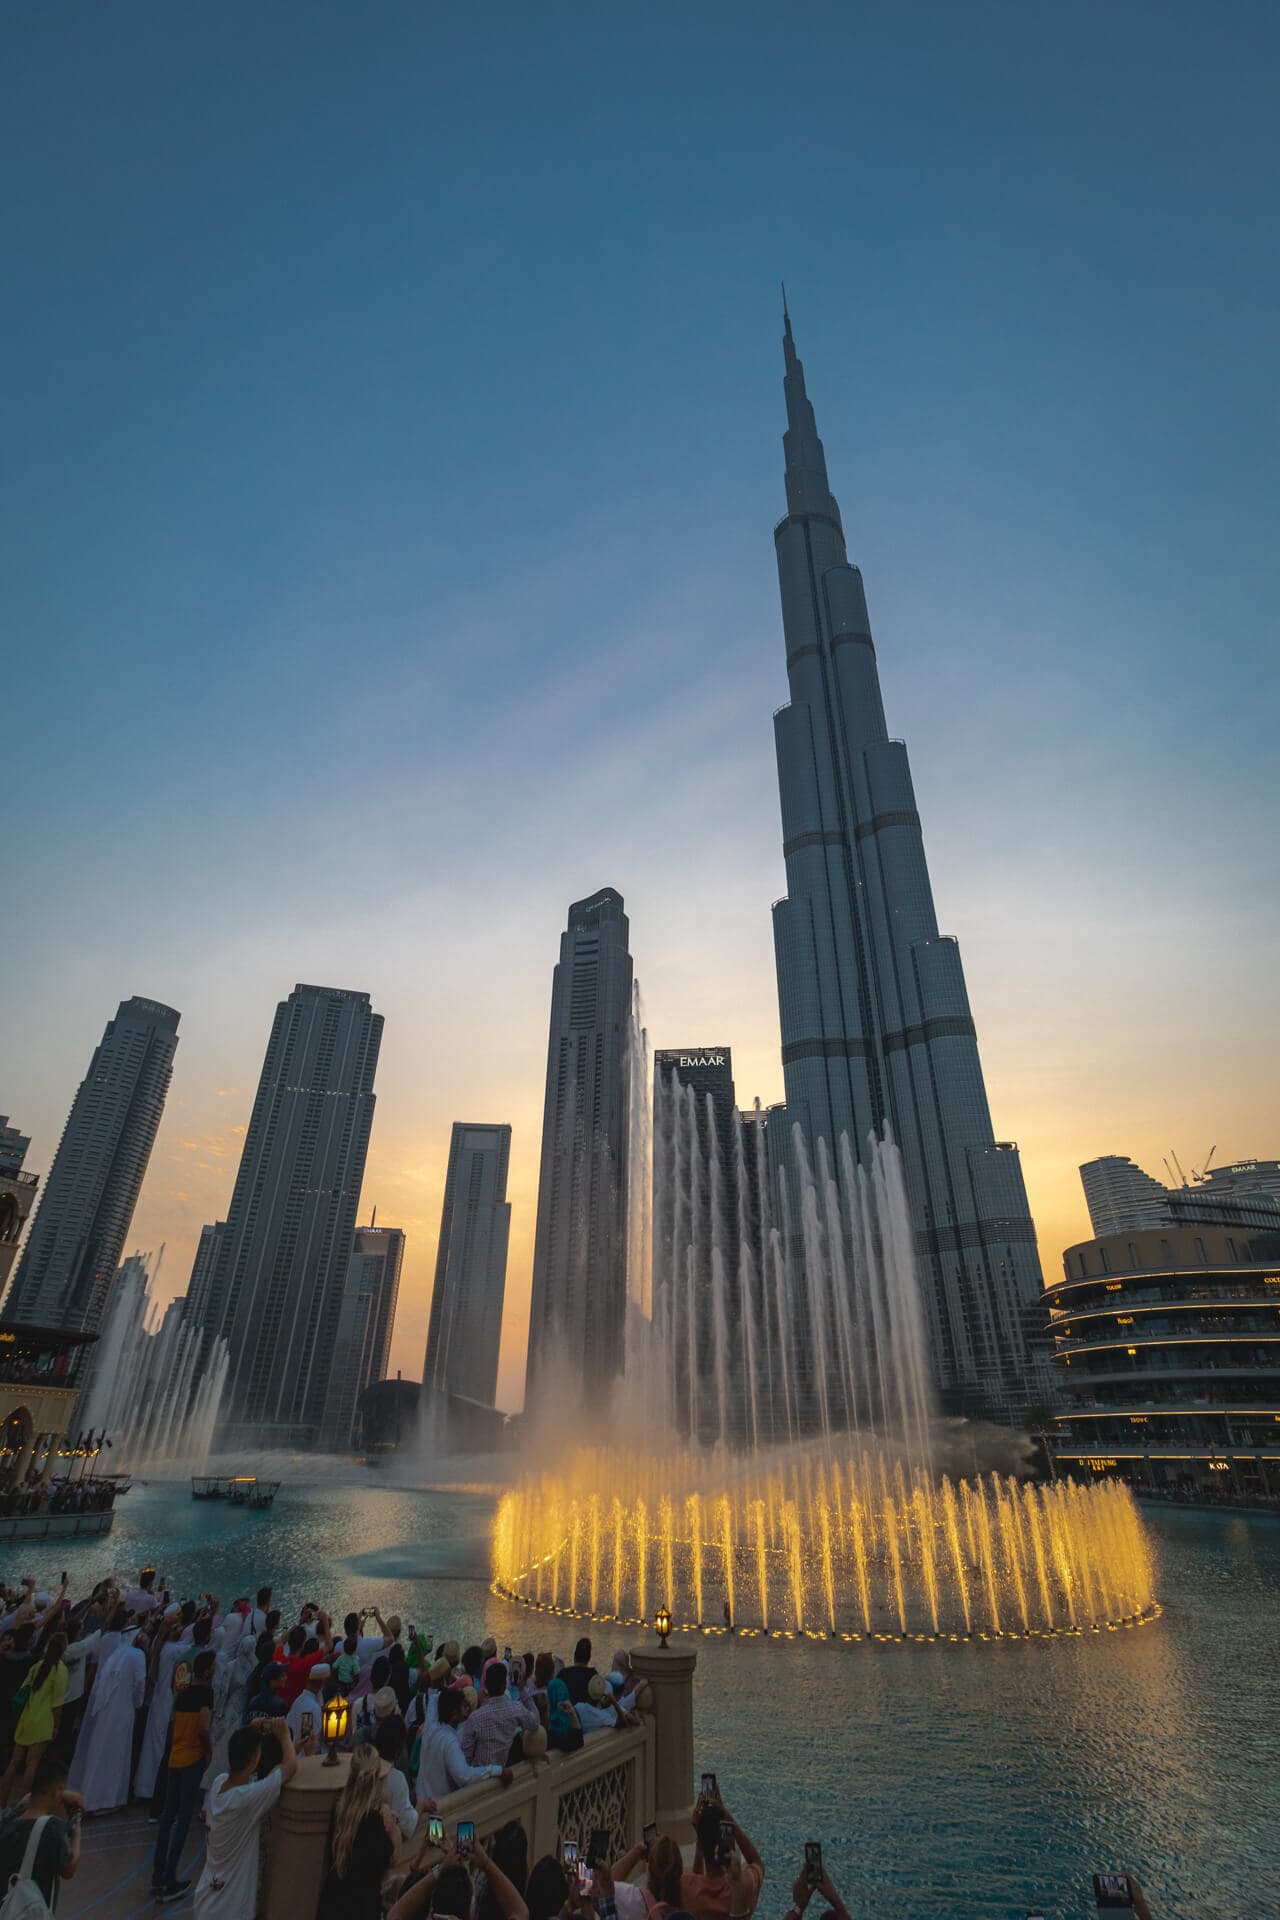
322, 1692, 350, 1765
654, 1604, 671, 1649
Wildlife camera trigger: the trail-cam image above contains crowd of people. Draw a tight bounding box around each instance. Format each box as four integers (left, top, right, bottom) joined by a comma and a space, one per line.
0, 1570, 659, 1918
0, 1567, 1162, 1920
0, 1476, 116, 1519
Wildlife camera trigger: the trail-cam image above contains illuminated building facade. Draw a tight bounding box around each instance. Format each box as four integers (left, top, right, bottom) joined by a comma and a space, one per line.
1048, 1223, 1280, 1496
767, 312, 1044, 1415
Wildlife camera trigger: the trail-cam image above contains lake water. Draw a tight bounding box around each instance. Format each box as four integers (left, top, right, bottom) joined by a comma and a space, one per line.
23, 1469, 1280, 1920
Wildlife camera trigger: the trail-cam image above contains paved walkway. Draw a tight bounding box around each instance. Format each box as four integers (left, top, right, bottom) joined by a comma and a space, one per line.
60, 1807, 202, 1918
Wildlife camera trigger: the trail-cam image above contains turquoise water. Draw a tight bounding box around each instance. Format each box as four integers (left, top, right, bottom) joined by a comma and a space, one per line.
23, 1473, 1280, 1920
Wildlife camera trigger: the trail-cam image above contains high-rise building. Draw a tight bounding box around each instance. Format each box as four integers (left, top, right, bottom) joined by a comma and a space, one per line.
653, 1048, 752, 1442
525, 889, 634, 1412
2, 999, 179, 1334
767, 313, 1044, 1416
192, 984, 382, 1449
184, 1221, 226, 1327
0, 1120, 38, 1303
322, 1224, 405, 1451
1081, 1153, 1280, 1237
425, 1126, 511, 1408
1080, 1156, 1174, 1236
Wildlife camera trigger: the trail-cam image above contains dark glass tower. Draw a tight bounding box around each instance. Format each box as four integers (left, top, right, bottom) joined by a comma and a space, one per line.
2, 997, 179, 1334
193, 983, 382, 1448
425, 1124, 511, 1408
769, 313, 1044, 1414
525, 889, 633, 1413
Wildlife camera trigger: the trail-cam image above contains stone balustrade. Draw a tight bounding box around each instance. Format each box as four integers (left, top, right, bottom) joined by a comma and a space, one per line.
262, 1642, 696, 1917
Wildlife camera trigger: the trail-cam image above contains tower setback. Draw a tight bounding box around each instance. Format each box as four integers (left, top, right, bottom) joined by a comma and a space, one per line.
769, 314, 1044, 1414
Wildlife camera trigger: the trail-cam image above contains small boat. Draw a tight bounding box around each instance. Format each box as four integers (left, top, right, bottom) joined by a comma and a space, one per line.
227, 1476, 280, 1509
191, 1476, 227, 1501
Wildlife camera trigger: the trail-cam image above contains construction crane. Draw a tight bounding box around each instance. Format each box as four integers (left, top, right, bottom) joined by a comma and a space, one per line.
1196, 1144, 1217, 1183
1170, 1149, 1190, 1188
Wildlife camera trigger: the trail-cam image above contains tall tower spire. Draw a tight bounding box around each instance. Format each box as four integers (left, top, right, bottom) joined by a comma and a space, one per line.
767, 326, 1047, 1418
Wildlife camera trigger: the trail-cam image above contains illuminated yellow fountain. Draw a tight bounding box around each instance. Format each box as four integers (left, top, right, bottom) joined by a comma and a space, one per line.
492, 1445, 1159, 1641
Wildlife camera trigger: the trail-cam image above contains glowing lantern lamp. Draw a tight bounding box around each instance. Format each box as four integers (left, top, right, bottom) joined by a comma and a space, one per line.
322, 1692, 350, 1766
654, 1604, 671, 1649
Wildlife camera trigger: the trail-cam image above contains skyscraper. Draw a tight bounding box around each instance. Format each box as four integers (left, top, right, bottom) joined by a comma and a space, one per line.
1079, 1155, 1172, 1236
2, 998, 179, 1333
192, 984, 382, 1449
652, 1048, 741, 1442
425, 1126, 511, 1408
525, 889, 634, 1412
768, 314, 1044, 1414
322, 1223, 405, 1451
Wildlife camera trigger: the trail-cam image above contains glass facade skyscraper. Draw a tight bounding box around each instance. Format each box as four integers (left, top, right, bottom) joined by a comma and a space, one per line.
769, 315, 1045, 1413
425, 1125, 511, 1408
2, 997, 179, 1335
192, 983, 382, 1448
526, 889, 634, 1412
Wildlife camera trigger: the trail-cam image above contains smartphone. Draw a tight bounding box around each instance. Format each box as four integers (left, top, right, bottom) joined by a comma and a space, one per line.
577, 1863, 594, 1894
561, 1839, 580, 1871
700, 1771, 718, 1800
1093, 1875, 1134, 1912
804, 1842, 823, 1888
458, 1821, 475, 1858
504, 1645, 513, 1663
719, 1821, 736, 1865
428, 1816, 445, 1848
588, 1829, 610, 1868
300, 1711, 314, 1741
643, 1823, 658, 1849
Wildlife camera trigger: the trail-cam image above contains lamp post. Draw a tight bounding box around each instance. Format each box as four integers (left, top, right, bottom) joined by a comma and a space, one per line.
654, 1604, 671, 1649
322, 1692, 350, 1766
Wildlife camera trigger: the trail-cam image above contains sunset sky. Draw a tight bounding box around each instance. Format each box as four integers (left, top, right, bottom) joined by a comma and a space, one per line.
5, 3, 1276, 1411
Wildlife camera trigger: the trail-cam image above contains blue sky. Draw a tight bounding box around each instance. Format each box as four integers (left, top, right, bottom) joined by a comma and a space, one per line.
5, 2, 1277, 1405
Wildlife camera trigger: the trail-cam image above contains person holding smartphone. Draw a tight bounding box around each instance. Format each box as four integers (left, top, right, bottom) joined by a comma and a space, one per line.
779, 1850, 851, 1920
680, 1788, 764, 1920
387, 1837, 529, 1920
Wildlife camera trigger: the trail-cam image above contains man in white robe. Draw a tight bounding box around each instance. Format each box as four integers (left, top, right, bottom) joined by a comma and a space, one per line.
68, 1628, 147, 1812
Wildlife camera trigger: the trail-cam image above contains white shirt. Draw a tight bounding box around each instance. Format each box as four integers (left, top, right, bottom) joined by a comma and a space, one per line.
123, 1587, 160, 1615
196, 1769, 283, 1918
416, 1721, 502, 1803
383, 1765, 418, 1840
285, 1688, 323, 1745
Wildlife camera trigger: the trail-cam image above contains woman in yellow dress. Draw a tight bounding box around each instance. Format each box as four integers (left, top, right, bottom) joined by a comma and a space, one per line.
0, 1633, 69, 1805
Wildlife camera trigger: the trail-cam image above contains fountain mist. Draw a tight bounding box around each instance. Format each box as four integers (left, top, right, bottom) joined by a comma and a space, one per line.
498, 1014, 1159, 1642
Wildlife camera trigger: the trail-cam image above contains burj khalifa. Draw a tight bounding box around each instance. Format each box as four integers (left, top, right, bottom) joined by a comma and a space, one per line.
769, 310, 1046, 1415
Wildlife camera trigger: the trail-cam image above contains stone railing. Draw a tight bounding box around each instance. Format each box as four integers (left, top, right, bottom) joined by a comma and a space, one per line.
263, 1645, 697, 1920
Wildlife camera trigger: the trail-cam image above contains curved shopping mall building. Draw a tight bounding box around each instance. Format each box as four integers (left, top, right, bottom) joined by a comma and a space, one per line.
1047, 1222, 1280, 1497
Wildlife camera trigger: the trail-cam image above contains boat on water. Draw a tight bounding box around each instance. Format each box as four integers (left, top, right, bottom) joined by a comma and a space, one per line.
191, 1475, 281, 1508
